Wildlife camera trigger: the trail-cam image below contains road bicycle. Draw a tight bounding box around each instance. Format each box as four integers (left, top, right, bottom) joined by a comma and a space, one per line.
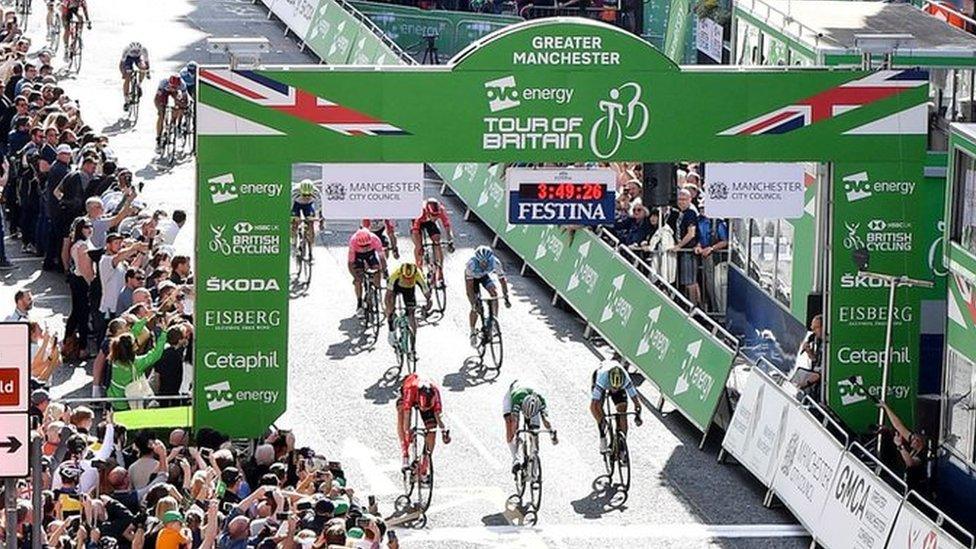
45, 6, 60, 53
16, 0, 30, 30
602, 406, 640, 493
513, 422, 557, 523
159, 105, 178, 164
292, 217, 314, 286
178, 95, 195, 152
474, 293, 503, 369
124, 69, 148, 123
360, 268, 382, 340
65, 19, 87, 73
396, 412, 444, 516
391, 294, 417, 376
421, 234, 449, 313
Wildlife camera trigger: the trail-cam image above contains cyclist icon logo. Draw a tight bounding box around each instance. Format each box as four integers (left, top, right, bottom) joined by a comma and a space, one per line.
209, 224, 232, 256
589, 82, 649, 159
843, 222, 865, 250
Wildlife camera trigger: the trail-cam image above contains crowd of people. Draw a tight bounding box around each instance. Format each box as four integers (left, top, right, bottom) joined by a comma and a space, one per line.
606, 162, 729, 314
371, 0, 633, 30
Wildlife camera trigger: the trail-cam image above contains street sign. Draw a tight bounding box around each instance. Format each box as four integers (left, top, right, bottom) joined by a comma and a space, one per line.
0, 323, 29, 414
0, 414, 28, 477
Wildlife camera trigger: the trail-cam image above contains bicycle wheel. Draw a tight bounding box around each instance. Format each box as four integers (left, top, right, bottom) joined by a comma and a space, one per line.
602, 424, 615, 476
394, 321, 406, 373
528, 453, 543, 510
368, 287, 381, 340
129, 92, 140, 122
513, 439, 528, 499
404, 324, 417, 374
47, 18, 60, 52
487, 316, 503, 369
417, 452, 434, 512
614, 432, 631, 491
301, 237, 313, 284
71, 32, 83, 72
433, 274, 447, 312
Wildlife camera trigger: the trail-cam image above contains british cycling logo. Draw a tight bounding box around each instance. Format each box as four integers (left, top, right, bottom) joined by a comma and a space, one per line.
207, 173, 283, 205
590, 82, 649, 159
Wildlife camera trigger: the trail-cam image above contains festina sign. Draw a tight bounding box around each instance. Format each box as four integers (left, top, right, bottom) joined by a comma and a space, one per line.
506, 167, 616, 225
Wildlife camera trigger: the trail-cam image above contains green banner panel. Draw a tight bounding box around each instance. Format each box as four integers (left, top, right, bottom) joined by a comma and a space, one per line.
351, 1, 522, 58
304, 0, 403, 65
663, 0, 692, 62
432, 162, 737, 429
827, 162, 946, 432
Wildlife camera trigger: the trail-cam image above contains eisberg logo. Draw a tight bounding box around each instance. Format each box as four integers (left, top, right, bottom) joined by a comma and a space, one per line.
204, 309, 282, 331
205, 277, 281, 293
837, 305, 913, 326
207, 173, 283, 205
485, 76, 520, 113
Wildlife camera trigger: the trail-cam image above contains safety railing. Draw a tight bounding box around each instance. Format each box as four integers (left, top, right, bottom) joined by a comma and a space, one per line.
333, 0, 418, 65
736, 0, 824, 49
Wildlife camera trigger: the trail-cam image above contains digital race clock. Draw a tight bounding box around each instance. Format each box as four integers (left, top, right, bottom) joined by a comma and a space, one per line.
506, 168, 616, 226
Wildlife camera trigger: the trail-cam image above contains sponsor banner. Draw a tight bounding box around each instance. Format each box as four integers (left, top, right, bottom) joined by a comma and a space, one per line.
431, 161, 736, 430
269, 0, 317, 39
303, 0, 401, 65
663, 0, 692, 62
886, 500, 970, 549
828, 162, 945, 432
817, 448, 903, 549
194, 164, 289, 438
704, 163, 805, 219
696, 16, 723, 63
770, 404, 845, 534
318, 163, 424, 220
506, 167, 615, 225
350, 1, 522, 58
722, 368, 794, 486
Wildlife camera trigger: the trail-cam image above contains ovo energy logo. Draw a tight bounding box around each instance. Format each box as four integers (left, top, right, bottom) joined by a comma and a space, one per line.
206, 173, 283, 205
485, 76, 520, 113
590, 82, 649, 159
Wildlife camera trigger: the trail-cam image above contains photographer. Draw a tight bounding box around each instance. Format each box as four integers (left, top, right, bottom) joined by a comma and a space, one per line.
879, 401, 933, 496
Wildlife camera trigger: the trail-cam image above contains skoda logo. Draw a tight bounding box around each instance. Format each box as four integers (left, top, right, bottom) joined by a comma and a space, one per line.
235, 222, 253, 234
868, 219, 886, 231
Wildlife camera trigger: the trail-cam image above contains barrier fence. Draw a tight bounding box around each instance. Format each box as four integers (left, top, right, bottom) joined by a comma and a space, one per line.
723, 365, 976, 549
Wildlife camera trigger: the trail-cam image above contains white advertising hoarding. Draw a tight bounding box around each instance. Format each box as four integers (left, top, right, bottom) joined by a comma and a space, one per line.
771, 405, 845, 536
722, 369, 794, 486
704, 163, 806, 219
886, 500, 970, 549
319, 163, 424, 220
269, 0, 316, 39
696, 17, 723, 63
818, 449, 904, 549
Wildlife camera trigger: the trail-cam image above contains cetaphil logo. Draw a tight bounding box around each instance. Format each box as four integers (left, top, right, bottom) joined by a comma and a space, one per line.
204, 350, 280, 373
204, 381, 234, 411
589, 82, 649, 159
207, 173, 283, 205
485, 76, 520, 113
838, 376, 868, 406
204, 309, 282, 331
837, 346, 910, 366
209, 223, 280, 256
842, 170, 916, 203
205, 277, 281, 293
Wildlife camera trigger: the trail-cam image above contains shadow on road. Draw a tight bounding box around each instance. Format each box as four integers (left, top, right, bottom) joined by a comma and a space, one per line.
363, 366, 401, 405
326, 316, 376, 358
570, 475, 629, 519
441, 357, 499, 392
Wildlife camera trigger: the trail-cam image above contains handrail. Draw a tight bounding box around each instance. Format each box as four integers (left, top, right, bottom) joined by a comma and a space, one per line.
847, 441, 908, 495
903, 490, 976, 548
331, 0, 417, 65
737, 0, 824, 49
52, 395, 190, 404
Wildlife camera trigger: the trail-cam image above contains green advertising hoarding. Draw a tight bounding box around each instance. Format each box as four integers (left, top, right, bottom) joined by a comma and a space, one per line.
663, 0, 692, 62
432, 163, 736, 429
303, 0, 403, 65
195, 19, 927, 436
827, 162, 946, 432
351, 1, 522, 58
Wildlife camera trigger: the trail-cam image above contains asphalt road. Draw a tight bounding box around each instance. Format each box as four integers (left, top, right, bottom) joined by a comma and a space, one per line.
1, 1, 810, 546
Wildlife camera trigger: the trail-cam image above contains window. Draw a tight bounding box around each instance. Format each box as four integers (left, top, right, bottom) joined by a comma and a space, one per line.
730, 219, 749, 269
951, 149, 976, 255
776, 221, 794, 305
944, 349, 976, 462
730, 218, 792, 308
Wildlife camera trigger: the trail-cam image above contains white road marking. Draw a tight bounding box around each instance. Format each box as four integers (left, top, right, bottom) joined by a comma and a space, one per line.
448, 413, 505, 471
396, 522, 809, 543
341, 438, 400, 496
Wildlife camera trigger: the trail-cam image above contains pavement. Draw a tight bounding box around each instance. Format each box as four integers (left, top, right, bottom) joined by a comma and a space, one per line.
0, 1, 810, 547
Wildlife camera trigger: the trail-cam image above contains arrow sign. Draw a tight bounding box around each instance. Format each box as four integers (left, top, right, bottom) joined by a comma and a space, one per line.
0, 436, 21, 454
566, 241, 591, 291
674, 374, 690, 396
687, 339, 701, 358
648, 305, 661, 324
600, 275, 626, 323
636, 306, 665, 356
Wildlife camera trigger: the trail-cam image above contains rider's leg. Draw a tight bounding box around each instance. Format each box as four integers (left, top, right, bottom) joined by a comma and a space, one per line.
349, 265, 364, 309
589, 398, 608, 453
397, 405, 411, 468
486, 282, 499, 319
290, 217, 299, 246
411, 230, 423, 266
615, 401, 629, 436
407, 308, 418, 339
465, 279, 478, 336
155, 107, 164, 143
122, 69, 131, 103
421, 430, 436, 478
384, 291, 394, 331
431, 234, 443, 283
305, 219, 315, 251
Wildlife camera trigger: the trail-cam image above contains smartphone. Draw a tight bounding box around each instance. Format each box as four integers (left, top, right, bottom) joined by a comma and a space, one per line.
368, 495, 376, 508
327, 461, 340, 469
355, 517, 370, 529
275, 512, 289, 521
200, 447, 212, 459
387, 530, 397, 543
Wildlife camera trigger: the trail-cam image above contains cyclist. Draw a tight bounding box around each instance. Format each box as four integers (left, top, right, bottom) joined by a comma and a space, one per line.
60, 0, 90, 59
385, 262, 431, 347
410, 198, 454, 284
503, 381, 557, 473
590, 360, 642, 455
154, 74, 188, 152
291, 179, 319, 254
46, 0, 58, 37
347, 227, 387, 317
465, 245, 510, 348
179, 61, 197, 99
362, 218, 399, 259
119, 41, 150, 111
397, 373, 450, 482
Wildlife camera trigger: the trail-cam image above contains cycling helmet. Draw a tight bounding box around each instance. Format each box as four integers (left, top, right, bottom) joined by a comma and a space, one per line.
401, 263, 418, 279
423, 198, 441, 215
59, 463, 83, 482
418, 383, 436, 410
521, 393, 542, 420
353, 228, 373, 248
474, 245, 494, 266
185, 61, 198, 75
167, 75, 181, 88
608, 365, 626, 391
298, 179, 315, 197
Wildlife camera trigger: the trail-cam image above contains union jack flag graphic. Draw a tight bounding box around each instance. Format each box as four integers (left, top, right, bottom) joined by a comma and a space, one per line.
719, 69, 927, 136
199, 68, 409, 136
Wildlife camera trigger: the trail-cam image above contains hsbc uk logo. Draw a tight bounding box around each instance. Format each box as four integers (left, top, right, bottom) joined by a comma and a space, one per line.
209, 222, 280, 257
842, 170, 916, 203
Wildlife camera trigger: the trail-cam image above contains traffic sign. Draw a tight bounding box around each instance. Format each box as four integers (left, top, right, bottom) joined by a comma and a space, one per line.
0, 414, 28, 477
0, 323, 28, 413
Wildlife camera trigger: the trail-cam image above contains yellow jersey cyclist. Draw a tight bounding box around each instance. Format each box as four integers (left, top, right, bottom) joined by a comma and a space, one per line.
503, 381, 557, 473
290, 179, 320, 252
465, 245, 511, 348
590, 361, 643, 454
385, 262, 432, 347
